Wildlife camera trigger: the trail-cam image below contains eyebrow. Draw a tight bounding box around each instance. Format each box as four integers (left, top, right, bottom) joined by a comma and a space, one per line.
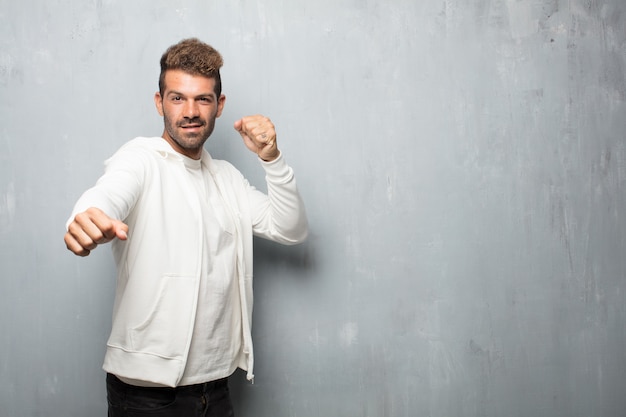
166, 90, 216, 99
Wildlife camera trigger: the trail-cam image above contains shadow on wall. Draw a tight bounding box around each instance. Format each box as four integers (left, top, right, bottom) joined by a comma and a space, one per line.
252, 234, 318, 277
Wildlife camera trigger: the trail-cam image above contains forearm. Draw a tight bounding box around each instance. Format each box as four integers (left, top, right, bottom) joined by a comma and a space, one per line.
66, 153, 143, 229
252, 153, 308, 244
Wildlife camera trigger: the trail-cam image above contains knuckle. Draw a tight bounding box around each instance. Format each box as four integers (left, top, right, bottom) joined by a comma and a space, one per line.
74, 212, 88, 223
67, 221, 80, 234
92, 232, 106, 244
79, 234, 98, 249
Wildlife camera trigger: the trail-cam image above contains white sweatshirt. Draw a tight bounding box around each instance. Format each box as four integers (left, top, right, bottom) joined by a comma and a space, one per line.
67, 137, 308, 387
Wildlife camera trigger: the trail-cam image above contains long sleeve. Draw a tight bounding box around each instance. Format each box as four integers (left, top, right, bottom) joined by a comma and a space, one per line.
66, 145, 145, 229
247, 153, 308, 245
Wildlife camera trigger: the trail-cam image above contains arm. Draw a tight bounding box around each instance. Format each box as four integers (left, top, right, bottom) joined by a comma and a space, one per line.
64, 144, 144, 256
249, 153, 308, 244
234, 115, 308, 244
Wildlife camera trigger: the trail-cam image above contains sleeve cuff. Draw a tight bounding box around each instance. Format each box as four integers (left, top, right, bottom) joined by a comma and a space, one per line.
259, 151, 293, 182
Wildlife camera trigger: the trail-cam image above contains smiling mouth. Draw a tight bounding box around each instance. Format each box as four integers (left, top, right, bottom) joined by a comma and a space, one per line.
179, 117, 205, 128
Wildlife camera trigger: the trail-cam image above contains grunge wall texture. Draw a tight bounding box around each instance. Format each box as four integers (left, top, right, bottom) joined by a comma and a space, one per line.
1, 1, 625, 416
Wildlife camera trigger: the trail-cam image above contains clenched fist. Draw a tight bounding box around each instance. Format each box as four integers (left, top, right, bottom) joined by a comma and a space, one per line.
64, 207, 128, 257
234, 115, 280, 162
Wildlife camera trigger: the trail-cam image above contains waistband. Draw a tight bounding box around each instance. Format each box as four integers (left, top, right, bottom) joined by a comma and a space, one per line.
106, 373, 228, 393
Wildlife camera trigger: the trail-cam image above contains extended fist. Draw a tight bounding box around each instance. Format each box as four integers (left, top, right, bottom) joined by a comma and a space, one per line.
64, 207, 128, 257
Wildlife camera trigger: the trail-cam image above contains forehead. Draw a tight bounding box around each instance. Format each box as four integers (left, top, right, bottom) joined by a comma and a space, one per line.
162, 69, 217, 95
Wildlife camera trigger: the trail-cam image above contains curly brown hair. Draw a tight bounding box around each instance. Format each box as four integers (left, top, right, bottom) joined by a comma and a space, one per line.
158, 38, 223, 97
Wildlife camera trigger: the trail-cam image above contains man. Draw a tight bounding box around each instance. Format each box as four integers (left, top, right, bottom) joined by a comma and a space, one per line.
64, 38, 308, 417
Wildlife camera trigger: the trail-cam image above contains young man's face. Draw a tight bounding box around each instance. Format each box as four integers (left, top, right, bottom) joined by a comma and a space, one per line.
154, 69, 226, 159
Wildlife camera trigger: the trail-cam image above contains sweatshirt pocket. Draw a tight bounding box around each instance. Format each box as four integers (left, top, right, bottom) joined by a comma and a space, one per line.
128, 274, 198, 359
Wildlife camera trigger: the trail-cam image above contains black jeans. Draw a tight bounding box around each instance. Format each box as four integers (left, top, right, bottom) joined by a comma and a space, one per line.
106, 373, 235, 417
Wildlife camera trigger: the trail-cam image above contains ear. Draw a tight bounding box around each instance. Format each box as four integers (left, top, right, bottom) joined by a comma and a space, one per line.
154, 92, 164, 116
216, 94, 226, 118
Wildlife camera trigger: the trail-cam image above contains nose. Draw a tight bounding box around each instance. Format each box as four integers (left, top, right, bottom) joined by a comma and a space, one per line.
184, 100, 200, 118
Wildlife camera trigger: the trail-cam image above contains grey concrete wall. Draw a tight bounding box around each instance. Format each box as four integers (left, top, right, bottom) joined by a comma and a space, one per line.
1, 1, 625, 416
